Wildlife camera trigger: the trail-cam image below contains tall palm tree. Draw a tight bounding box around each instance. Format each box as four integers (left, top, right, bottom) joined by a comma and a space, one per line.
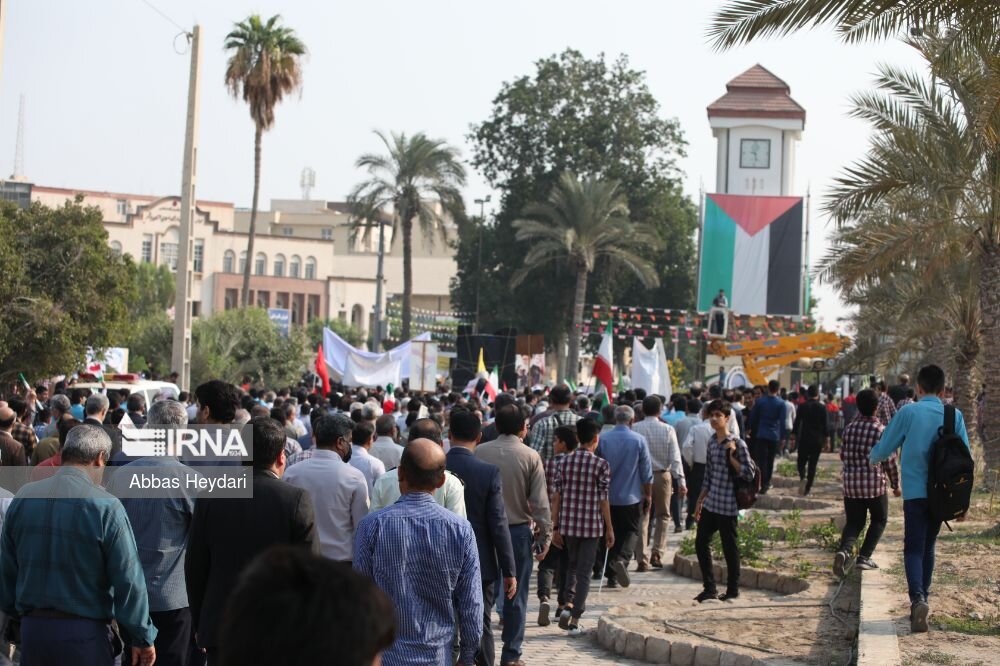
348, 131, 466, 340
224, 14, 305, 307
511, 173, 661, 382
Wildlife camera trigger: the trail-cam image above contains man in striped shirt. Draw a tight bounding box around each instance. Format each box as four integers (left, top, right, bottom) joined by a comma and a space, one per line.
875, 380, 897, 426
834, 389, 900, 576
527, 384, 579, 466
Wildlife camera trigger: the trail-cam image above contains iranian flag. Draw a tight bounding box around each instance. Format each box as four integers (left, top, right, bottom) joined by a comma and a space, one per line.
592, 321, 614, 408
86, 362, 105, 382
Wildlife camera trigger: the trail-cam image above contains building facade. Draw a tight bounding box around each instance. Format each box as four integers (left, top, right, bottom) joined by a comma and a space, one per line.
25, 184, 457, 340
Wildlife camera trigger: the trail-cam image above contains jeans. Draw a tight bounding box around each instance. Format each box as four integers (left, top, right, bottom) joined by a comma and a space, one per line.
695, 509, 740, 594
797, 442, 821, 494
501, 523, 533, 663
838, 495, 889, 558
564, 537, 600, 619
670, 475, 683, 529
606, 503, 641, 579
125, 607, 192, 666
21, 617, 116, 666
476, 579, 497, 666
903, 498, 943, 605
537, 542, 567, 605
685, 463, 705, 529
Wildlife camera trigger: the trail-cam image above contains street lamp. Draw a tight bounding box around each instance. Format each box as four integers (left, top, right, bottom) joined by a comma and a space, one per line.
473, 195, 491, 335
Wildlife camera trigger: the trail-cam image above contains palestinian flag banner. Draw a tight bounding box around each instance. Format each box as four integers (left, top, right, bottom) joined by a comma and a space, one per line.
697, 194, 804, 316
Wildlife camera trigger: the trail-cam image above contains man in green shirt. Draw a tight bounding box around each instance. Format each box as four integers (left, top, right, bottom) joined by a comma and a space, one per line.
0, 424, 157, 665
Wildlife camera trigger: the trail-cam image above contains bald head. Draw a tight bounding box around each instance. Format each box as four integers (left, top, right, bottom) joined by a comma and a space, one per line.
0, 407, 14, 431
398, 438, 446, 492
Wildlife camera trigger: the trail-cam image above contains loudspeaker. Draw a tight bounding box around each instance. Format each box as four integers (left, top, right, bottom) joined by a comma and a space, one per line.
453, 329, 518, 391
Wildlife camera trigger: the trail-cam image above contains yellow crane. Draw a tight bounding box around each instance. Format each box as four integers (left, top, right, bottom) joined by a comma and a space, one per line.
709, 331, 849, 386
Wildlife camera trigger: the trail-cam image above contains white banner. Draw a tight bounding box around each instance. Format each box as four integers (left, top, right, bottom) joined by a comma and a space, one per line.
322, 328, 432, 383
409, 341, 438, 393
343, 352, 401, 388
631, 338, 672, 397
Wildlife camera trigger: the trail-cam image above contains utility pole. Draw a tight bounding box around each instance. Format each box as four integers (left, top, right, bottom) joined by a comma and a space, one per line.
0, 2, 7, 96
171, 25, 201, 392
473, 195, 491, 335
372, 215, 386, 352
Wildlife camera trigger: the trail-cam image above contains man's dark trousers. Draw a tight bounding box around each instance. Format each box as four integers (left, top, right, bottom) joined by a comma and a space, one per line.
475, 578, 497, 666
839, 495, 889, 559
797, 441, 822, 494
605, 503, 640, 578
751, 438, 777, 492
537, 543, 567, 607
564, 537, 600, 619
695, 509, 740, 594
20, 616, 117, 665
685, 462, 705, 529
903, 499, 943, 604
124, 607, 192, 666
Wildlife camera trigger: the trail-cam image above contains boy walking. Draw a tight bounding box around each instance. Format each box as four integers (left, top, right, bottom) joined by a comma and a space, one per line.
550, 418, 614, 634
693, 400, 757, 602
870, 365, 970, 633
833, 389, 900, 576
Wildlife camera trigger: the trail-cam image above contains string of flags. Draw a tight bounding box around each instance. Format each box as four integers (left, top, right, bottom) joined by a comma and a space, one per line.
582, 305, 815, 344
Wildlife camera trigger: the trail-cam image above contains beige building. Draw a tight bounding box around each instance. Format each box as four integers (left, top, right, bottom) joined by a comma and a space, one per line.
22, 184, 457, 339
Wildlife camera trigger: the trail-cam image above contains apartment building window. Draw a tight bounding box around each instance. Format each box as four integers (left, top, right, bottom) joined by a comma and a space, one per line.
321, 228, 333, 240
238, 251, 247, 274
110, 241, 123, 256
223, 250, 235, 273
161, 242, 179, 271
116, 199, 128, 216
141, 235, 153, 263
255, 253, 266, 276
274, 254, 285, 277
282, 227, 294, 237
289, 255, 301, 278
304, 257, 316, 280
193, 240, 204, 273
224, 288, 238, 310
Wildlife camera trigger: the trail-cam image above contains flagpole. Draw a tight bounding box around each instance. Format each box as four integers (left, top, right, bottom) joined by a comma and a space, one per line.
695, 180, 705, 311
802, 184, 811, 317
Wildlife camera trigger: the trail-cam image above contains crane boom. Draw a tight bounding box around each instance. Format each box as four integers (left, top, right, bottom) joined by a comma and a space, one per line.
709, 332, 848, 386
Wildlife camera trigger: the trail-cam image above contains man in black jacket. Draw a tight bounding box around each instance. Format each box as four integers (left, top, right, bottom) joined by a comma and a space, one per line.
445, 407, 517, 666
185, 416, 318, 664
793, 385, 829, 496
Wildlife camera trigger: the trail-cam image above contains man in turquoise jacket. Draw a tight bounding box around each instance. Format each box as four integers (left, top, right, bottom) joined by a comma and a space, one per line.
870, 365, 969, 634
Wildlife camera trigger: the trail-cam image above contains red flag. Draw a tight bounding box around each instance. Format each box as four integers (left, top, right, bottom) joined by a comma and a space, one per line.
315, 344, 330, 396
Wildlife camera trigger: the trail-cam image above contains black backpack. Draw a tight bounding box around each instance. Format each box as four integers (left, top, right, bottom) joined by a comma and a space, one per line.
927, 405, 975, 527
728, 447, 761, 509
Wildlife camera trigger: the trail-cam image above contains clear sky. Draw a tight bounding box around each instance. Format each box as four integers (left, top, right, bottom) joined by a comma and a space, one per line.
0, 0, 924, 330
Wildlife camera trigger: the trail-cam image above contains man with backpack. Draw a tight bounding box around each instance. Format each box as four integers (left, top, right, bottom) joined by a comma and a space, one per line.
870, 365, 972, 634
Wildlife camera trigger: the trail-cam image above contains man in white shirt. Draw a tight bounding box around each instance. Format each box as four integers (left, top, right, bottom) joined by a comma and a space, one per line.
370, 418, 467, 517
284, 413, 369, 563
782, 390, 797, 457
681, 409, 713, 530
349, 421, 386, 497
370, 415, 404, 470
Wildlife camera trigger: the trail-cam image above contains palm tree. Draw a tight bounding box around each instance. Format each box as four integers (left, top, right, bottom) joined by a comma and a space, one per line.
511, 173, 661, 382
348, 130, 466, 341
224, 14, 306, 307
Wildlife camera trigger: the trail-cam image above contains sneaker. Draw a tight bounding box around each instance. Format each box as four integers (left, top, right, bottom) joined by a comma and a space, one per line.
605, 577, 619, 589
799, 479, 808, 495
719, 590, 740, 602
695, 589, 719, 603
650, 554, 663, 569
856, 556, 879, 570
558, 608, 573, 630
833, 551, 848, 578
609, 559, 631, 588
674, 525, 684, 533
911, 601, 930, 633
567, 624, 584, 637
538, 599, 551, 626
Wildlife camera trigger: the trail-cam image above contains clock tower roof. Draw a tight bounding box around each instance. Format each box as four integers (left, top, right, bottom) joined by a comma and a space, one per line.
708, 64, 806, 123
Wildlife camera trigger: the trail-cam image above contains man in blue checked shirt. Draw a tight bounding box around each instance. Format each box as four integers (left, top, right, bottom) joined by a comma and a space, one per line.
354, 438, 483, 666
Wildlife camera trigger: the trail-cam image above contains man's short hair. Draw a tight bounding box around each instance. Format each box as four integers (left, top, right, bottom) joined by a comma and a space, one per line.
705, 399, 732, 418
407, 418, 443, 445
195, 380, 241, 424
856, 389, 878, 417
549, 384, 572, 406
360, 402, 381, 421
8, 396, 27, 418
686, 398, 702, 415
375, 414, 396, 437
61, 424, 111, 464
899, 373, 911, 385
917, 365, 946, 395
554, 424, 579, 451
575, 418, 601, 447
126, 394, 146, 413
807, 385, 820, 399
641, 395, 662, 417
614, 404, 634, 424
50, 394, 71, 416
600, 404, 615, 425
767, 380, 780, 394
495, 404, 525, 436
217, 545, 395, 666
399, 441, 445, 490
352, 421, 375, 447
147, 399, 188, 426
494, 393, 516, 410
84, 393, 110, 417
314, 413, 354, 448
449, 408, 482, 443
251, 417, 286, 470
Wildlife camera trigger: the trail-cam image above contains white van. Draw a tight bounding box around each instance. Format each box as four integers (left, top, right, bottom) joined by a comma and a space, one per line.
74, 374, 180, 406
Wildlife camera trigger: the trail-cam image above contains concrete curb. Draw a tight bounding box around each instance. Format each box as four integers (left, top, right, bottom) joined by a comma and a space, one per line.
856, 551, 902, 666
671, 553, 810, 594
753, 494, 834, 512
597, 612, 766, 666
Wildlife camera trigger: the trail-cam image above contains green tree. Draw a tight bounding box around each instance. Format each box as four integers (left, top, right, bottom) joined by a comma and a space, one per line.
190, 308, 307, 389
306, 317, 365, 350
512, 173, 660, 381
131, 262, 175, 318
125, 312, 173, 378
456, 49, 696, 373
224, 14, 306, 308
348, 130, 467, 340
0, 199, 136, 383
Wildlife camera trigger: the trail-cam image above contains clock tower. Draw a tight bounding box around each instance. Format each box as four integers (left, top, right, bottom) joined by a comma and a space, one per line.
707, 64, 805, 196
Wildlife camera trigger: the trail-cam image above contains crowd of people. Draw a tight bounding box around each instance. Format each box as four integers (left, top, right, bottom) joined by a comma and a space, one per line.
0, 361, 972, 664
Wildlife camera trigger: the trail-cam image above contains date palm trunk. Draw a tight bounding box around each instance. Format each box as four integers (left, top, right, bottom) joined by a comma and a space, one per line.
241, 125, 263, 307
979, 245, 1000, 469
565, 265, 589, 384
401, 215, 413, 341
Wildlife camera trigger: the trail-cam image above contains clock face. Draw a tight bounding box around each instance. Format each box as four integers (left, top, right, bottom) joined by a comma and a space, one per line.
740, 139, 770, 169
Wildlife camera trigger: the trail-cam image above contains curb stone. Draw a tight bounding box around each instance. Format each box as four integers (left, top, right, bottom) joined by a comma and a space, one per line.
671, 552, 810, 594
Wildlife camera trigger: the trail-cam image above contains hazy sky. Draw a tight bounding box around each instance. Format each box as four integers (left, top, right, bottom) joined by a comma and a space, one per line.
0, 1, 924, 330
